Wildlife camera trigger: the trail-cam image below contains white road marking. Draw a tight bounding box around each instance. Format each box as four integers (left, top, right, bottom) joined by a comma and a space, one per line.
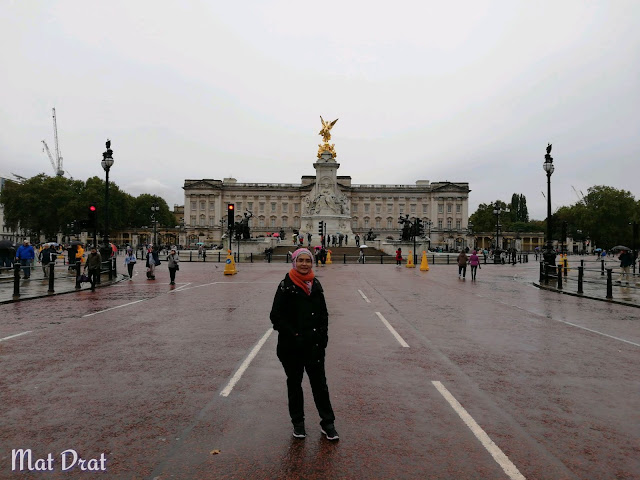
169, 282, 192, 292
220, 328, 273, 397
432, 381, 526, 480
0, 331, 32, 342
82, 299, 145, 317
358, 289, 371, 303
555, 320, 640, 348
375, 312, 409, 348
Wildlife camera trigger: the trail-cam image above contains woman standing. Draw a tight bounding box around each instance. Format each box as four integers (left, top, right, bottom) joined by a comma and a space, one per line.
167, 248, 180, 285
395, 247, 403, 267
270, 248, 339, 441
124, 248, 136, 280
457, 250, 469, 279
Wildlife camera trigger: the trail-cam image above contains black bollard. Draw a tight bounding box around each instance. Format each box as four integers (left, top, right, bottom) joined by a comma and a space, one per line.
108, 259, 113, 281
48, 262, 55, 293
557, 264, 563, 289
250, 253, 253, 263
380, 254, 383, 265
539, 261, 544, 283
447, 255, 450, 264
190, 251, 193, 262
286, 252, 290, 263
13, 263, 20, 297
601, 259, 605, 276
343, 254, 346, 264
268, 252, 271, 263
75, 262, 81, 289
606, 268, 613, 299
578, 266, 584, 294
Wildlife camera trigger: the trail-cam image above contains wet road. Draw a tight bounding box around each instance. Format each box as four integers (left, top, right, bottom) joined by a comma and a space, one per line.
1, 262, 638, 479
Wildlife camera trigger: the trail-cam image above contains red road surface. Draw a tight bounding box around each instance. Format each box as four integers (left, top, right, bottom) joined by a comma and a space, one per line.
1, 262, 638, 479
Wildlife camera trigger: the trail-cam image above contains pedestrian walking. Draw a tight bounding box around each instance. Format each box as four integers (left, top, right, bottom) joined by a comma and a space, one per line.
269, 248, 339, 441
395, 247, 403, 266
344, 234, 348, 246
167, 248, 180, 285
457, 250, 468, 279
616, 250, 633, 285
307, 233, 312, 248
358, 247, 365, 264
124, 248, 136, 280
41, 244, 57, 278
469, 250, 481, 281
75, 243, 85, 268
355, 234, 360, 247
146, 245, 159, 280
84, 246, 102, 291
16, 240, 35, 279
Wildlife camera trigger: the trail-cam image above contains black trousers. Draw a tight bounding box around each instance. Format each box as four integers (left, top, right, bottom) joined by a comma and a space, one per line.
169, 267, 177, 283
127, 263, 135, 277
279, 349, 335, 428
88, 268, 99, 289
458, 265, 467, 277
470, 265, 478, 280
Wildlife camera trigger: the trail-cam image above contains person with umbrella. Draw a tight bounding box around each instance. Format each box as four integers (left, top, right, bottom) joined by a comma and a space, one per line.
615, 247, 633, 285
16, 240, 35, 279
41, 244, 58, 278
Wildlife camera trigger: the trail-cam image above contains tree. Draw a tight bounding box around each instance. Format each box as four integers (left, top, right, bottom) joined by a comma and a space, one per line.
469, 200, 510, 232
131, 194, 174, 228
509, 193, 529, 223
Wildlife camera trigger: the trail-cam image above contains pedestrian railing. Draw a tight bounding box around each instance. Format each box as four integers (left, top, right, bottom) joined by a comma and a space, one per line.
539, 259, 638, 301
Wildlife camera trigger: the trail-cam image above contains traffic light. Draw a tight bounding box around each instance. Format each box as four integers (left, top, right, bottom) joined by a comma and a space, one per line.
415, 218, 424, 236
88, 204, 97, 229
227, 204, 234, 228
318, 221, 324, 237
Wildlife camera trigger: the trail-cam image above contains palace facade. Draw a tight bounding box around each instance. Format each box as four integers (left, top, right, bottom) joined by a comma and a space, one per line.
181, 175, 473, 250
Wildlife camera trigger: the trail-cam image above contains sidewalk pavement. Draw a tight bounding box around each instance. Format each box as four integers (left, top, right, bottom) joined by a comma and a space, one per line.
0, 264, 125, 304
533, 264, 640, 308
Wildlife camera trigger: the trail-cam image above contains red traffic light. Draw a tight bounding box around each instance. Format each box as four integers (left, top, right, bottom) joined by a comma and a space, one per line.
228, 204, 234, 210
89, 205, 97, 212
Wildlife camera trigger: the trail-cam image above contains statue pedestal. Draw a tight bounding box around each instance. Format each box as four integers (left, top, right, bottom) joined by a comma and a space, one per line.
301, 214, 353, 240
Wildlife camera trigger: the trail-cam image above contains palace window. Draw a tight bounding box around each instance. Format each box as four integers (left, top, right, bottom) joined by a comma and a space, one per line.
375, 218, 381, 228
190, 215, 196, 226
282, 217, 288, 227
248, 202, 253, 211
259, 217, 265, 227
191, 201, 196, 210
294, 203, 299, 213
447, 204, 452, 213
438, 219, 443, 229
423, 204, 428, 214
259, 203, 265, 213
456, 204, 461, 213
282, 203, 288, 213
456, 220, 461, 230
270, 217, 276, 228
387, 205, 393, 213
199, 215, 206, 226
438, 204, 444, 213
447, 219, 452, 229
352, 204, 358, 213
387, 218, 393, 228
376, 204, 381, 214
271, 203, 276, 213
209, 216, 215, 226
410, 204, 416, 214
200, 201, 205, 210
364, 204, 370, 213
364, 218, 370, 228
399, 205, 404, 214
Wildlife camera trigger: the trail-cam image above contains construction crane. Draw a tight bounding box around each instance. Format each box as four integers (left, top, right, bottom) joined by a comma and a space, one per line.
42, 107, 64, 177
571, 186, 586, 204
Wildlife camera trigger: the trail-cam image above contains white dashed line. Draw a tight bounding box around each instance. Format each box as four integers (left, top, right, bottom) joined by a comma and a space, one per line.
432, 381, 526, 480
358, 289, 371, 303
0, 331, 32, 342
220, 328, 273, 397
82, 299, 145, 317
375, 312, 409, 348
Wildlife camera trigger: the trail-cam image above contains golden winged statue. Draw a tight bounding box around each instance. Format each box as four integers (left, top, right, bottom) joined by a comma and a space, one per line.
319, 116, 339, 143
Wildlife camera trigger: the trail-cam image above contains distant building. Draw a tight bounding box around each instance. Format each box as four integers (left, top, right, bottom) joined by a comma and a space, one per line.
182, 152, 472, 250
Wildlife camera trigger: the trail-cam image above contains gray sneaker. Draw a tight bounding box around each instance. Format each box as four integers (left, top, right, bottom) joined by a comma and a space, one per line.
321, 425, 339, 441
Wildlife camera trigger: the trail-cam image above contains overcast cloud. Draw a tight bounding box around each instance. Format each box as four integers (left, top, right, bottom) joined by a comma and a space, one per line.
1, 0, 638, 219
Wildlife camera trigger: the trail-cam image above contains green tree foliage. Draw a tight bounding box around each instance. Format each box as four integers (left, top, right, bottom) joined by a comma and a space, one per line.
509, 193, 529, 223
0, 173, 173, 238
469, 200, 510, 232
561, 186, 639, 249
131, 194, 174, 228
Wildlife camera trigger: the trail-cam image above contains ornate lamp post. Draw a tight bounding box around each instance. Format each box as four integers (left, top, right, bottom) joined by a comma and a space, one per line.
151, 202, 160, 246
543, 143, 556, 266
101, 140, 114, 253
493, 205, 502, 264
426, 219, 432, 251
468, 222, 474, 250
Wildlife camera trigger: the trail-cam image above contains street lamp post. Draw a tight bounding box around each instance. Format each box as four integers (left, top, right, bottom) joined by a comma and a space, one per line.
151, 202, 159, 246
543, 143, 556, 266
468, 222, 474, 251
493, 205, 502, 264
426, 220, 432, 251
101, 140, 114, 256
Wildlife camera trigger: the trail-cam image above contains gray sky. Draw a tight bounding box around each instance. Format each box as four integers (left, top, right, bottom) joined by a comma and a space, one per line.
1, 0, 638, 220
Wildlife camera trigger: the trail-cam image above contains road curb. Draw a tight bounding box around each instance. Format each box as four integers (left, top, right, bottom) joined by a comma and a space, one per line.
0, 274, 128, 305
532, 281, 639, 308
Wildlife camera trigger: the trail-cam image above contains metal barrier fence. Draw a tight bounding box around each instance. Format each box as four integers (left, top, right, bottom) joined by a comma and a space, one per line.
539, 259, 637, 300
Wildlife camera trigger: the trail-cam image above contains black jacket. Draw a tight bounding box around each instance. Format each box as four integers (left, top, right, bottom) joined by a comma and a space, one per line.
270, 274, 329, 354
